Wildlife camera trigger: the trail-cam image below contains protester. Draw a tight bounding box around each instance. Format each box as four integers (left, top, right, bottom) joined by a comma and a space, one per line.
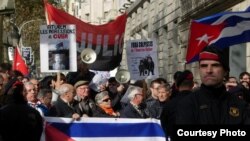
107, 77, 126, 112
93, 91, 119, 117
225, 76, 238, 91
176, 45, 250, 124
37, 88, 53, 116
0, 81, 43, 141
161, 70, 194, 139
73, 80, 96, 117
51, 73, 66, 104
170, 71, 182, 99
49, 83, 80, 120
39, 75, 53, 89
145, 78, 166, 117
30, 78, 40, 94
148, 83, 171, 119
120, 86, 148, 118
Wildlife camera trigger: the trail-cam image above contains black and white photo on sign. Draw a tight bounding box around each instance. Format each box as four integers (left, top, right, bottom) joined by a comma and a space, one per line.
40, 24, 77, 72
48, 41, 69, 70
21, 47, 32, 64
126, 39, 159, 80
138, 55, 155, 76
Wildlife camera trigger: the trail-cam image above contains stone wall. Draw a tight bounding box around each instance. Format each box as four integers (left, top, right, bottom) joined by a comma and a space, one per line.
122, 0, 246, 83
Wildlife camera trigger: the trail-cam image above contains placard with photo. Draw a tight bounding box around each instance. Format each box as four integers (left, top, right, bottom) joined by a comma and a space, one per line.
40, 24, 77, 72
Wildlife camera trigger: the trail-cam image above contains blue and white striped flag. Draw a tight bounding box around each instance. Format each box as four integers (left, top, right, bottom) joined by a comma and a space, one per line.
42, 117, 166, 141
186, 6, 250, 63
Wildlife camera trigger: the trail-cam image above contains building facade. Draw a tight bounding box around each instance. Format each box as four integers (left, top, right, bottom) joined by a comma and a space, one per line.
65, 0, 250, 83
67, 0, 129, 25
122, 0, 250, 83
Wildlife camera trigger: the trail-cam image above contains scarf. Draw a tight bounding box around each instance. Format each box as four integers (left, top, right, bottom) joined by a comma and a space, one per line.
100, 105, 115, 116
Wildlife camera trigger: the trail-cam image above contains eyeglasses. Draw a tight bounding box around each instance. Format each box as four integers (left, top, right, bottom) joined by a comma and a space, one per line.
102, 98, 111, 102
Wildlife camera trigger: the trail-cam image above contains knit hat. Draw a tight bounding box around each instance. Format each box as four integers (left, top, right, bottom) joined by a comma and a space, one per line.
176, 70, 194, 87
199, 45, 230, 71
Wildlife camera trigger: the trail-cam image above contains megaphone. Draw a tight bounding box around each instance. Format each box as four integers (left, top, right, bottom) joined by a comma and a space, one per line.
115, 69, 130, 84
81, 48, 97, 64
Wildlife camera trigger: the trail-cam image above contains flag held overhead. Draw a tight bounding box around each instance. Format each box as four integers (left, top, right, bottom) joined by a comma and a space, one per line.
44, 2, 127, 71
12, 47, 29, 76
186, 7, 250, 64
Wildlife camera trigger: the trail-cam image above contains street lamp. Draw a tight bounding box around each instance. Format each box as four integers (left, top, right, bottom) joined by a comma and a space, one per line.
18, 19, 43, 47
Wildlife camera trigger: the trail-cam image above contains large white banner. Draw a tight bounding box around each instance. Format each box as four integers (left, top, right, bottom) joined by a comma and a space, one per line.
40, 25, 77, 72
126, 39, 159, 80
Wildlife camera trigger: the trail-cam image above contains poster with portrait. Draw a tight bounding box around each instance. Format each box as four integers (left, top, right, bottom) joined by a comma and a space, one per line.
8, 47, 14, 61
40, 24, 77, 72
21, 47, 32, 64
126, 39, 159, 80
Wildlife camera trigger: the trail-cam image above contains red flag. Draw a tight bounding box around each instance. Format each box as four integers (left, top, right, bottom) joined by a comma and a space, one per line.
186, 21, 224, 63
13, 47, 29, 76
44, 2, 127, 44
44, 2, 127, 71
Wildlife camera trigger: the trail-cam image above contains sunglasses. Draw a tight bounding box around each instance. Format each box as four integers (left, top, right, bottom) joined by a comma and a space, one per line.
102, 98, 111, 102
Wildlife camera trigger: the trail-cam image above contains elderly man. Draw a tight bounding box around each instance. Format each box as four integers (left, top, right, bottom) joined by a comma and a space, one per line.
24, 82, 40, 108
29, 78, 40, 94
120, 86, 148, 118
176, 45, 250, 124
73, 80, 95, 117
49, 83, 80, 120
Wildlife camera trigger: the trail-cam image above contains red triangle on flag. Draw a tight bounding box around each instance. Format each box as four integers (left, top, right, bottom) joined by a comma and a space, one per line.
12, 47, 29, 76
186, 20, 225, 63
45, 123, 74, 141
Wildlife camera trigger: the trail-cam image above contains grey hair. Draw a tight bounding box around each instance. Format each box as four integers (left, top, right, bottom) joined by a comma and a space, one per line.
127, 86, 143, 101
57, 85, 70, 95
95, 91, 109, 104
24, 81, 34, 87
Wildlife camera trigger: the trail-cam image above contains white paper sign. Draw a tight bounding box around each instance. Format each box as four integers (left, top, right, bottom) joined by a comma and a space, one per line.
126, 39, 159, 80
21, 47, 32, 64
40, 24, 77, 72
8, 47, 14, 61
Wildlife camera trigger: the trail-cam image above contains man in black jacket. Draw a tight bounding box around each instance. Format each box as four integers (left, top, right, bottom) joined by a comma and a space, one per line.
161, 70, 194, 139
176, 45, 250, 124
0, 82, 43, 141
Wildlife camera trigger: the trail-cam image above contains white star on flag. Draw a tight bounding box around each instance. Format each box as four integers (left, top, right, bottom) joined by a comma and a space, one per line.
196, 34, 213, 46
17, 62, 20, 66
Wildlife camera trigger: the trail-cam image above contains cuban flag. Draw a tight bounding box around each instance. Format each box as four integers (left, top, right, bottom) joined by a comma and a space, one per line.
186, 7, 250, 63
42, 117, 166, 141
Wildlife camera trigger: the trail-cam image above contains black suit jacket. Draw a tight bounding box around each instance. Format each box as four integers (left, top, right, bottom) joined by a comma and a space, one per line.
49, 97, 75, 118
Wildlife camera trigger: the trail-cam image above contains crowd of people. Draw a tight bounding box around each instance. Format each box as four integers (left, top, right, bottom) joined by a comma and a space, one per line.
0, 45, 250, 141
